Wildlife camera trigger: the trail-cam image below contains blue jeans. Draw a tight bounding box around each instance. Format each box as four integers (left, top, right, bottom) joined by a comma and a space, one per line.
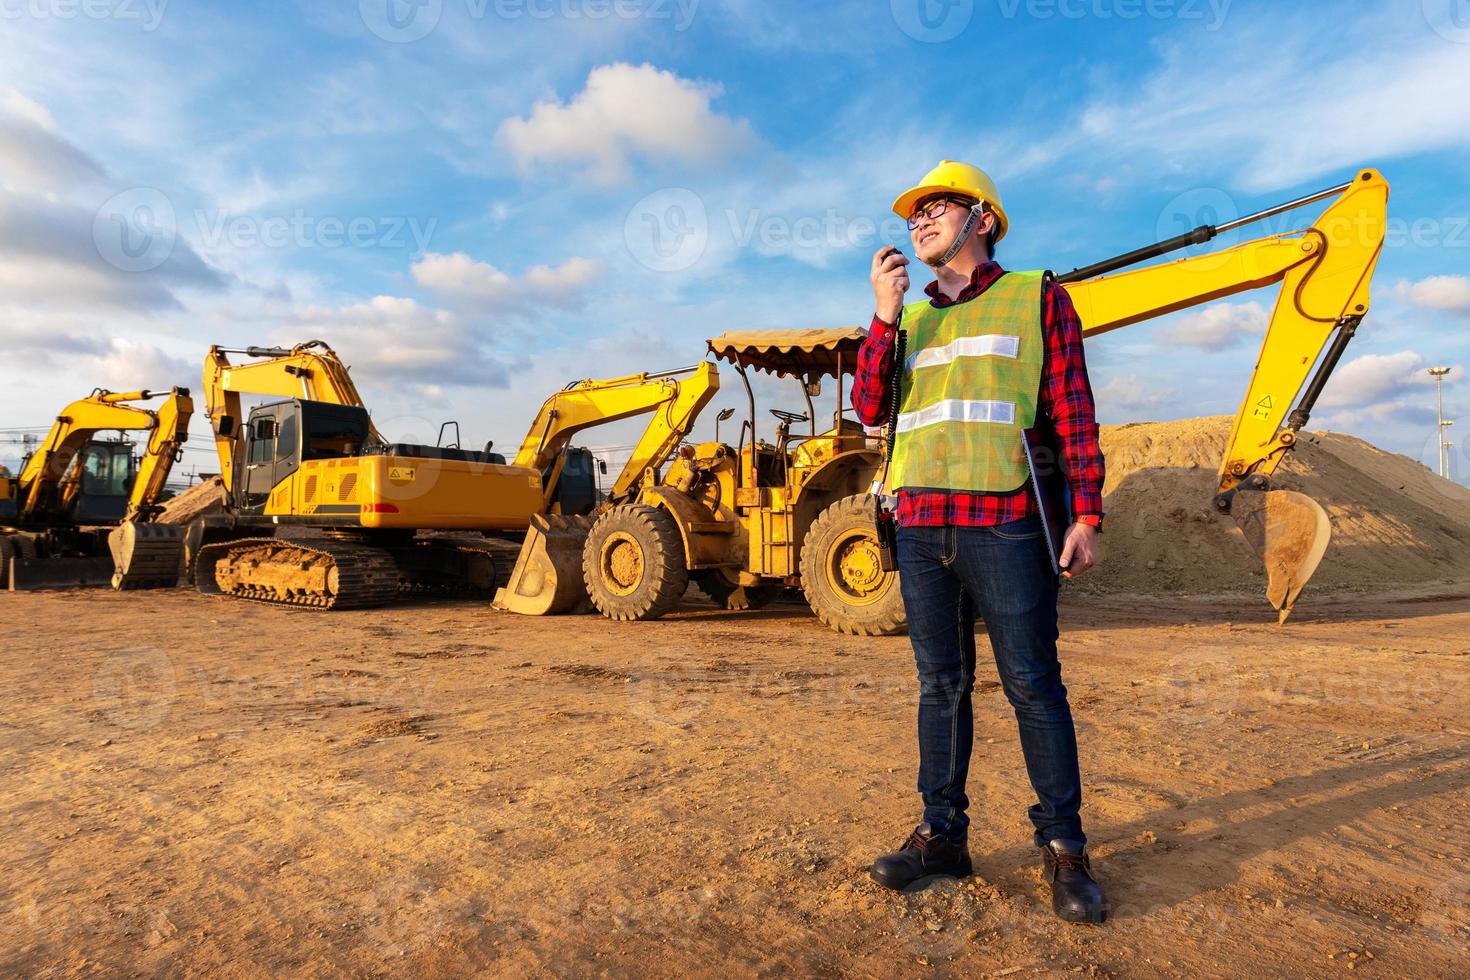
896, 514, 1085, 846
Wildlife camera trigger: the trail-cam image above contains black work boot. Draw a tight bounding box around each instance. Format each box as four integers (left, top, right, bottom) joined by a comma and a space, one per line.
1041, 838, 1109, 923
870, 824, 973, 891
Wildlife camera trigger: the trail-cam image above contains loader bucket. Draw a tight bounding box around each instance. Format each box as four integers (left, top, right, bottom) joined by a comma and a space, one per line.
7, 556, 114, 591
1232, 489, 1331, 623
108, 522, 187, 590
493, 514, 594, 615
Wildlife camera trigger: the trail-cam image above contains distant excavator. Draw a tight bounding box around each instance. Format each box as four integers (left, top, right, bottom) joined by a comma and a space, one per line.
1, 388, 192, 590
187, 341, 718, 609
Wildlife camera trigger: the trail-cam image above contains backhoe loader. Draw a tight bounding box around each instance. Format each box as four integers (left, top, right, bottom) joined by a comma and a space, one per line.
506, 167, 1387, 631
499, 328, 906, 634
2, 387, 192, 590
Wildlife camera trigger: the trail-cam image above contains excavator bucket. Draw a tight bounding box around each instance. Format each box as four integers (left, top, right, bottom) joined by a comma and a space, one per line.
6, 556, 114, 590
1231, 490, 1332, 623
493, 514, 594, 615
108, 522, 187, 590
1, 533, 112, 590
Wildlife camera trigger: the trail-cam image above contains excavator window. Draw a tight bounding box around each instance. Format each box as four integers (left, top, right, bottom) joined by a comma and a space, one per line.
275, 411, 298, 462
80, 443, 134, 497
300, 402, 370, 460
247, 419, 276, 465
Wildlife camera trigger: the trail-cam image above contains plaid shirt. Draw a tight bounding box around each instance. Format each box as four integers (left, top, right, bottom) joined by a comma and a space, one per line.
853, 261, 1105, 528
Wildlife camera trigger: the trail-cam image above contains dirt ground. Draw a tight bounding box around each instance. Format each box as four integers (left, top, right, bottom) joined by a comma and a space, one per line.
3, 584, 1469, 978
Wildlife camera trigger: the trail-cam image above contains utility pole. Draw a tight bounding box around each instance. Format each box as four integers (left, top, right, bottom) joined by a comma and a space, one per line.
1427, 366, 1452, 478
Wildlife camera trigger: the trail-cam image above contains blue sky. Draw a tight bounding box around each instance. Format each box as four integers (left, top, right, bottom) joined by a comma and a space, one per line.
1, 0, 1466, 483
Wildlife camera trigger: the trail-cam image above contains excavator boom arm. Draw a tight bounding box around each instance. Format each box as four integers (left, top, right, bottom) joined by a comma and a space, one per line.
124, 388, 195, 521
511, 361, 720, 507
1061, 168, 1387, 494
15, 392, 172, 519
204, 340, 378, 494
1058, 167, 1388, 619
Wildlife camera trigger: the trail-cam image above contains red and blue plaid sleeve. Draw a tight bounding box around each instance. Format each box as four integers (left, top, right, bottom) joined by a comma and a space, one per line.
852, 315, 897, 427
1040, 278, 1105, 522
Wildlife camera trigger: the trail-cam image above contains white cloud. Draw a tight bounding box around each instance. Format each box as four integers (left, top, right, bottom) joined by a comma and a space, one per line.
496, 63, 755, 185
0, 86, 107, 193
411, 252, 604, 312
1318, 350, 1463, 410
983, 15, 1470, 193
1398, 275, 1470, 313
1093, 374, 1175, 411
286, 295, 510, 388
0, 190, 224, 312
1315, 399, 1438, 431
1159, 301, 1269, 351
412, 252, 513, 299
81, 338, 195, 391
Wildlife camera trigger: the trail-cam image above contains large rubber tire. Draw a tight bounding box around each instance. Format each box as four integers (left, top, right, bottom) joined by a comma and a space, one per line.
693, 569, 779, 611
583, 504, 689, 621
800, 493, 906, 636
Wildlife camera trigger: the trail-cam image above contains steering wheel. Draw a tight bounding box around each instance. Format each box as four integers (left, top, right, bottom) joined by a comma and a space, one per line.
769, 409, 809, 427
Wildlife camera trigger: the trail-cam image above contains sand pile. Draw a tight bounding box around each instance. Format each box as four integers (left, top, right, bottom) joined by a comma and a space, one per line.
1082, 417, 1470, 596
158, 476, 226, 525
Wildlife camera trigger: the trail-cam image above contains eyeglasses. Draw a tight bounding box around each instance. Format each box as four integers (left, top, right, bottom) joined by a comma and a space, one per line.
907, 198, 978, 231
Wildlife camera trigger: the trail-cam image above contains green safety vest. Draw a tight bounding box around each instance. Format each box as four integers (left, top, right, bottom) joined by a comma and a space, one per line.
889, 269, 1046, 494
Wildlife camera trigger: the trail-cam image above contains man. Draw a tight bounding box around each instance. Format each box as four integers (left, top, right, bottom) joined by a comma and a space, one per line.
854, 161, 1109, 923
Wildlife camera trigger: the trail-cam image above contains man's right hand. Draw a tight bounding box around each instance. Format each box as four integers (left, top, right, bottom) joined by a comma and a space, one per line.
871, 246, 910, 324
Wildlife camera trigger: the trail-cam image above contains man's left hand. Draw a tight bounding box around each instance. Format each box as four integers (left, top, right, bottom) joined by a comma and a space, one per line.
1058, 522, 1099, 579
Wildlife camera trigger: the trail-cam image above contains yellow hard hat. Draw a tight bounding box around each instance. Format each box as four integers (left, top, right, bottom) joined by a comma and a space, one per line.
892, 160, 1009, 244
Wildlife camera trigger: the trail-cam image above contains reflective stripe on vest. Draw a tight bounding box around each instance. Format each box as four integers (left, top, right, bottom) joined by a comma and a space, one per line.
897, 398, 1016, 432
906, 334, 1020, 372
888, 270, 1046, 494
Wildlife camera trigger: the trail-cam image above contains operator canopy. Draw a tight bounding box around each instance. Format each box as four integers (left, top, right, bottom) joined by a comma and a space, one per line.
706, 328, 869, 380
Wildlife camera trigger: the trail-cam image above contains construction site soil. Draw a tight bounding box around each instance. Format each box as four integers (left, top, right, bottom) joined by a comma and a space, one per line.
3, 418, 1469, 977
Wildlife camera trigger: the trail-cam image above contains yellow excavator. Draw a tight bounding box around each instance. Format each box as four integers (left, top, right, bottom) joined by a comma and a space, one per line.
2, 387, 193, 590
1060, 167, 1387, 620
499, 167, 1387, 629
189, 341, 718, 609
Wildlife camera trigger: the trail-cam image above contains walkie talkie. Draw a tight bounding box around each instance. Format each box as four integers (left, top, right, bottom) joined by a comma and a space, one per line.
875, 318, 906, 572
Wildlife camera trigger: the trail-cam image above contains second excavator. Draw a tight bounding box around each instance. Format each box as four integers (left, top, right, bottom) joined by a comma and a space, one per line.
2, 387, 192, 590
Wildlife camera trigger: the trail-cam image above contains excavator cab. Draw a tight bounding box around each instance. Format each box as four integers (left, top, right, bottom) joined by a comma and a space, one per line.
235, 399, 371, 513
70, 439, 137, 524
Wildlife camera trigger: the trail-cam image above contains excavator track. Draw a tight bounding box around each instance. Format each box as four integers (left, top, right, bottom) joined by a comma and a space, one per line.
194, 537, 399, 610
391, 535, 503, 597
